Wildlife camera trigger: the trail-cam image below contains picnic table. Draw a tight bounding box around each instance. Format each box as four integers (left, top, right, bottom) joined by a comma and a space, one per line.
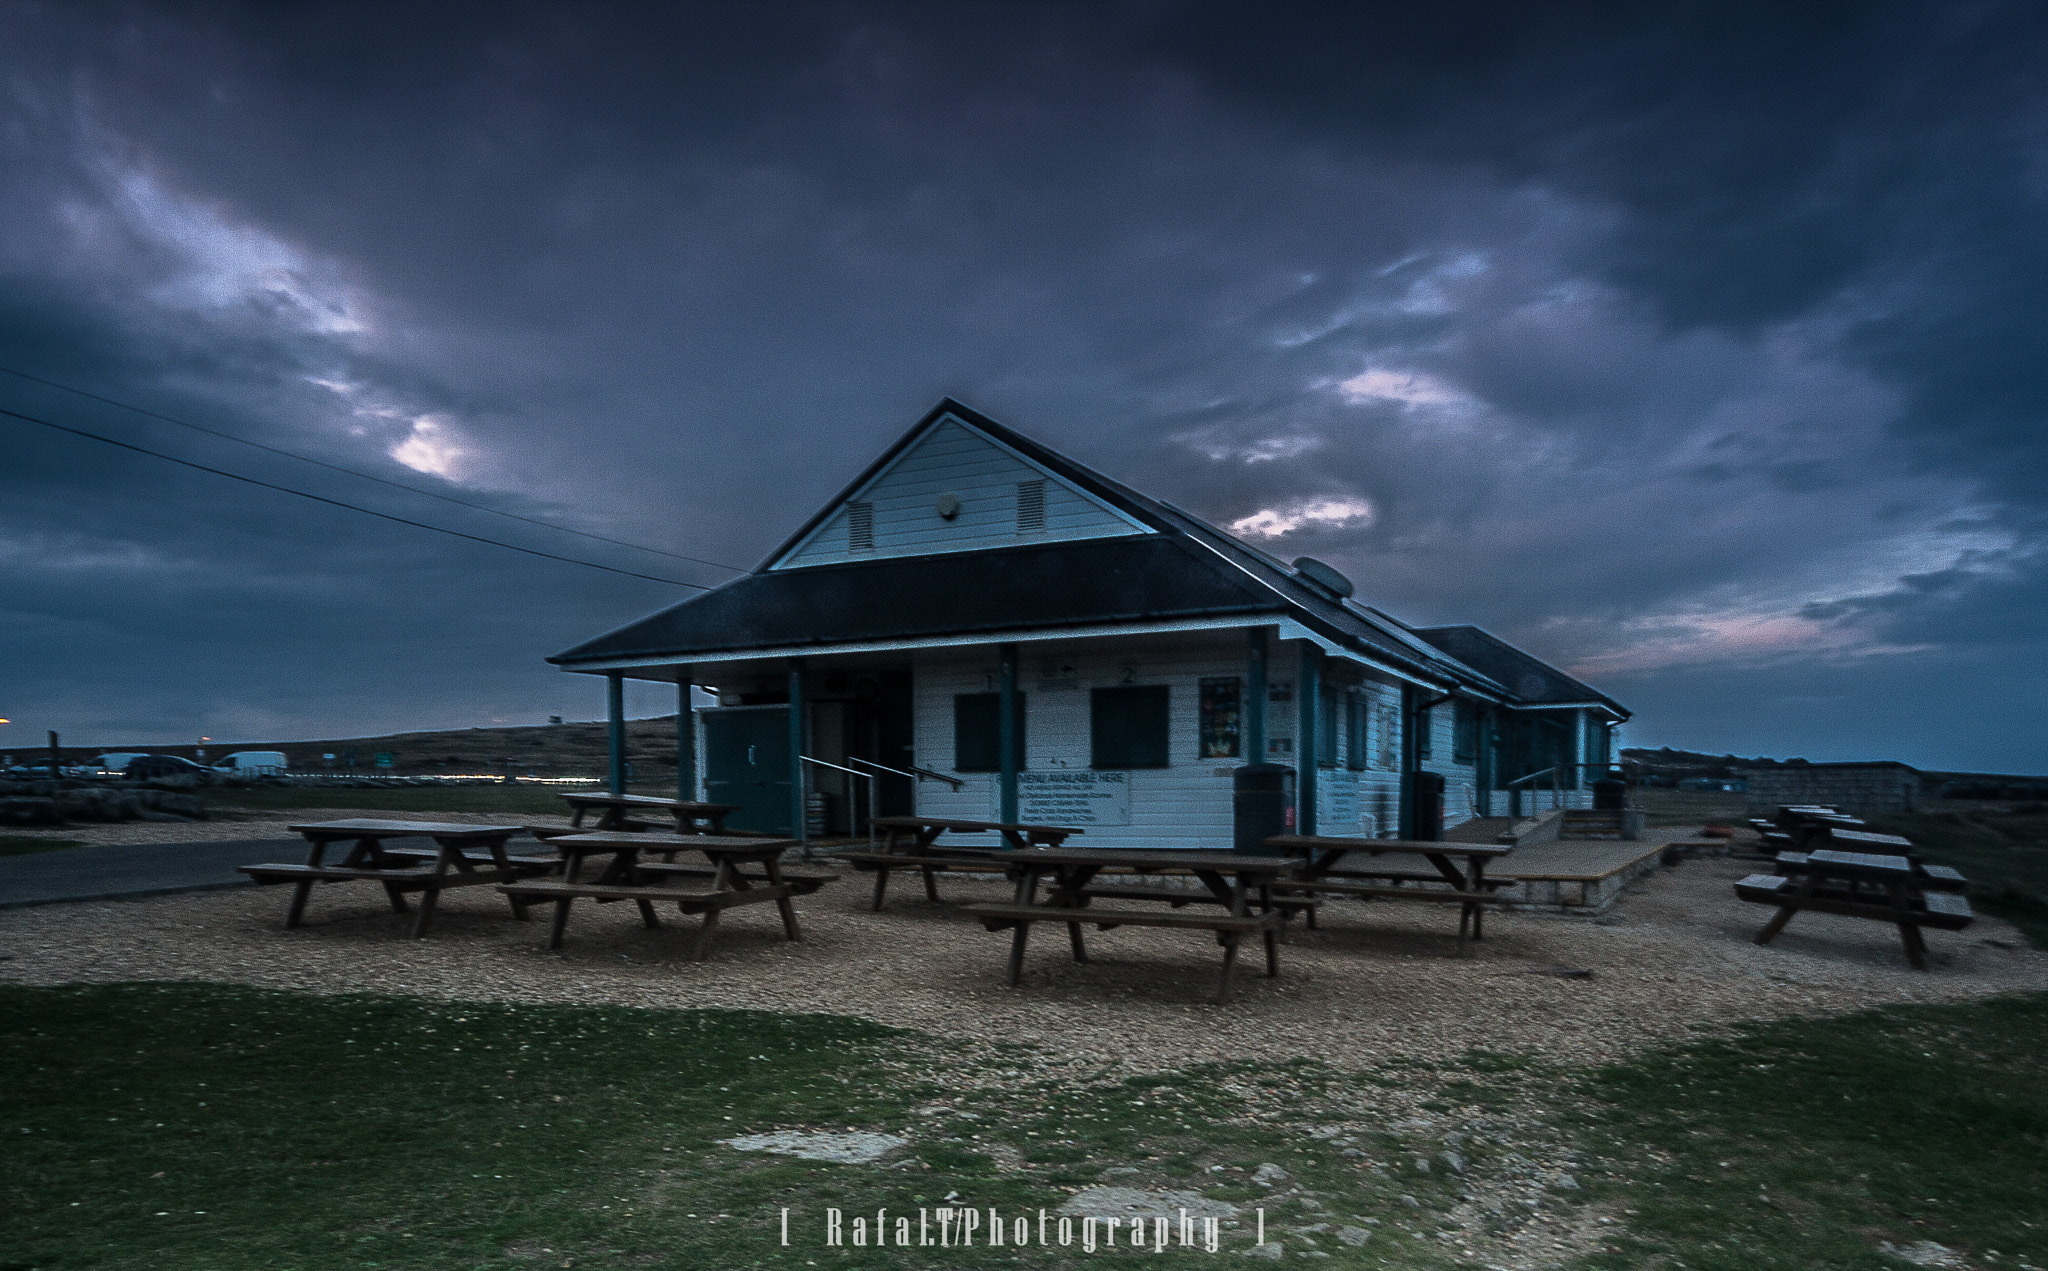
842, 816, 1086, 910
1736, 848, 1973, 970
555, 791, 739, 833
240, 819, 554, 937
1262, 834, 1516, 954
956, 848, 1294, 1003
498, 832, 832, 959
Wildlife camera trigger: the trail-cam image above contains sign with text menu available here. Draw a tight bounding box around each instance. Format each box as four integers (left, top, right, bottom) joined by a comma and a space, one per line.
995, 770, 1133, 826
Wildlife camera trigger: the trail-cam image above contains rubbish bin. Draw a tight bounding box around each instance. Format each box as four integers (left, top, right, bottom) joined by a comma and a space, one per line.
1592, 778, 1627, 811
1404, 769, 1446, 841
1233, 764, 1294, 853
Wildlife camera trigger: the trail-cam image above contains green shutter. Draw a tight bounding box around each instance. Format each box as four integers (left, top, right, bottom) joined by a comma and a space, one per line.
1091, 685, 1170, 769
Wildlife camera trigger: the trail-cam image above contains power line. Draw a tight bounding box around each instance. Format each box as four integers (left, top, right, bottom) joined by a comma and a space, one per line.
0, 405, 710, 589
0, 364, 746, 574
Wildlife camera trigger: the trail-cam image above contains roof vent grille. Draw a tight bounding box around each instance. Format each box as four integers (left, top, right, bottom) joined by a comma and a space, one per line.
847, 501, 875, 551
1017, 480, 1046, 533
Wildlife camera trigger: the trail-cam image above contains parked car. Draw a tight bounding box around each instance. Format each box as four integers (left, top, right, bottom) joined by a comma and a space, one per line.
122, 754, 213, 779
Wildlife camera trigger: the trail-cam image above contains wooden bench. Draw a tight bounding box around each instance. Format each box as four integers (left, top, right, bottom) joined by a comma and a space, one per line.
851, 817, 1086, 910
240, 819, 547, 937
957, 902, 1283, 1003
634, 861, 840, 894
1736, 847, 1974, 970
839, 847, 1009, 908
497, 878, 796, 958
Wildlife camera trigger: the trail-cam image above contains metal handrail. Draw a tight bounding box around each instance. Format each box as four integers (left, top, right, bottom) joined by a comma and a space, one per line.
800, 755, 877, 847
848, 756, 965, 791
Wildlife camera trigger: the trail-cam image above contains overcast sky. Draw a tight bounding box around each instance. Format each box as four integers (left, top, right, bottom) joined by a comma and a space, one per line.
3, 2, 2045, 772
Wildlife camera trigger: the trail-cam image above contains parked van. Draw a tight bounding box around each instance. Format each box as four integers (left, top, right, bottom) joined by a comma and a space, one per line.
212, 751, 288, 775
94, 752, 152, 774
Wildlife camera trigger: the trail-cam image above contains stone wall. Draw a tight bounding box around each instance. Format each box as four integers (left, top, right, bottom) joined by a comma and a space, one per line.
1744, 764, 1919, 816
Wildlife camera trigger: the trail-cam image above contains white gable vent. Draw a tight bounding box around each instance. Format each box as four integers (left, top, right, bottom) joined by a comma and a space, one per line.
1017, 480, 1046, 533
847, 501, 875, 550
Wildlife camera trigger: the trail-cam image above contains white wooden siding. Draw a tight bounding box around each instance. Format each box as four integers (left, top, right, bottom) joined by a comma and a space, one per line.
910, 636, 1259, 850
774, 418, 1148, 568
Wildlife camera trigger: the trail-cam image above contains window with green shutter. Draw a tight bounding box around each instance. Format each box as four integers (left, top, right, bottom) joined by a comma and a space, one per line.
1415, 701, 1433, 759
1091, 685, 1170, 769
1453, 701, 1479, 763
1317, 685, 1341, 768
954, 692, 1026, 772
1345, 691, 1368, 770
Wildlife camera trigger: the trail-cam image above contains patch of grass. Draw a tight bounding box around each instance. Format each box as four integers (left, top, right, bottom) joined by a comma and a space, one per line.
1, 983, 1466, 1269
1864, 810, 2048, 948
0, 835, 88, 856
1572, 993, 2048, 1270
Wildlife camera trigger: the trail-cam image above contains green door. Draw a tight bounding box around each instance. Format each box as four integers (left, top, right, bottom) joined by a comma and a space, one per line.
703, 708, 792, 834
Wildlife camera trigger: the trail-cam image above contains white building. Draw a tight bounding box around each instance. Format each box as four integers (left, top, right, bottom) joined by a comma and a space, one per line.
551, 400, 1628, 846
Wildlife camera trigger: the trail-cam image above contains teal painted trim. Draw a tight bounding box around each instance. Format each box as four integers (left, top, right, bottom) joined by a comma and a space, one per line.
998, 643, 1019, 824
606, 672, 626, 796
676, 675, 695, 802
1398, 683, 1417, 838
1245, 627, 1267, 763
1296, 644, 1319, 836
788, 662, 807, 841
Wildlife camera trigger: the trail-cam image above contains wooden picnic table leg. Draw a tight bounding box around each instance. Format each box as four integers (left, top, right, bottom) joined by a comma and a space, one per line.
1215, 933, 1240, 1004
1003, 864, 1045, 985
870, 865, 892, 911
1755, 874, 1819, 946
382, 881, 411, 914
410, 885, 440, 938
635, 898, 661, 929
693, 905, 721, 961
1888, 879, 1929, 971
548, 897, 574, 950
1468, 858, 1489, 942
921, 864, 942, 904
285, 878, 315, 928
763, 857, 801, 941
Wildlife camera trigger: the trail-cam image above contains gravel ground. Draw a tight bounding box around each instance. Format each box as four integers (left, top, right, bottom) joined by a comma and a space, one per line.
2, 848, 2040, 1072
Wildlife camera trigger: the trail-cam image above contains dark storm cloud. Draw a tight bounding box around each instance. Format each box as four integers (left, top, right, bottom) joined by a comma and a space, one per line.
2, 1, 2045, 770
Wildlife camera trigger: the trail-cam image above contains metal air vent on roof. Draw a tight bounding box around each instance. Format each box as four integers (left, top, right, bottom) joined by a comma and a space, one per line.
848, 501, 875, 550
1292, 556, 1354, 600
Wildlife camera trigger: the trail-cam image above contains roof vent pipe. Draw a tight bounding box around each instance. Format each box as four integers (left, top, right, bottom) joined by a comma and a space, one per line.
1292, 556, 1355, 601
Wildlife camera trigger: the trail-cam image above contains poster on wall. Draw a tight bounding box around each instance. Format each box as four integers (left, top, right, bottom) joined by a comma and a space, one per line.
1198, 676, 1242, 759
998, 770, 1134, 825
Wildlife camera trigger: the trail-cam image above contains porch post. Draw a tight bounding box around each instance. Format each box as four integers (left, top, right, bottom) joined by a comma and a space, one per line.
1572, 708, 1589, 791
1296, 644, 1319, 837
1245, 627, 1267, 763
676, 673, 695, 802
1398, 683, 1417, 838
605, 672, 626, 796
1477, 706, 1494, 819
788, 661, 807, 842
998, 643, 1019, 824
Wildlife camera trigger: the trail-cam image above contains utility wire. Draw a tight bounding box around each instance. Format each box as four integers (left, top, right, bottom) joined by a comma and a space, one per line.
0, 364, 745, 574
1, 405, 709, 588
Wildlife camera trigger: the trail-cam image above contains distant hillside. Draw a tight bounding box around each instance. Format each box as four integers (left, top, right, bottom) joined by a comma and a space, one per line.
52, 719, 690, 779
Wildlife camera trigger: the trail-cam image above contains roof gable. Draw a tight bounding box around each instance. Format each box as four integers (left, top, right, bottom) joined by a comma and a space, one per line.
768, 405, 1151, 570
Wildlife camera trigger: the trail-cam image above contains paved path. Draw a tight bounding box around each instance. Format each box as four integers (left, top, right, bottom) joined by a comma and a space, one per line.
0, 839, 305, 909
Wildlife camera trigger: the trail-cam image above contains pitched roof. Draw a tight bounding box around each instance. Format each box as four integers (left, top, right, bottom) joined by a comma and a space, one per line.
552, 398, 1614, 712
1406, 624, 1629, 717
